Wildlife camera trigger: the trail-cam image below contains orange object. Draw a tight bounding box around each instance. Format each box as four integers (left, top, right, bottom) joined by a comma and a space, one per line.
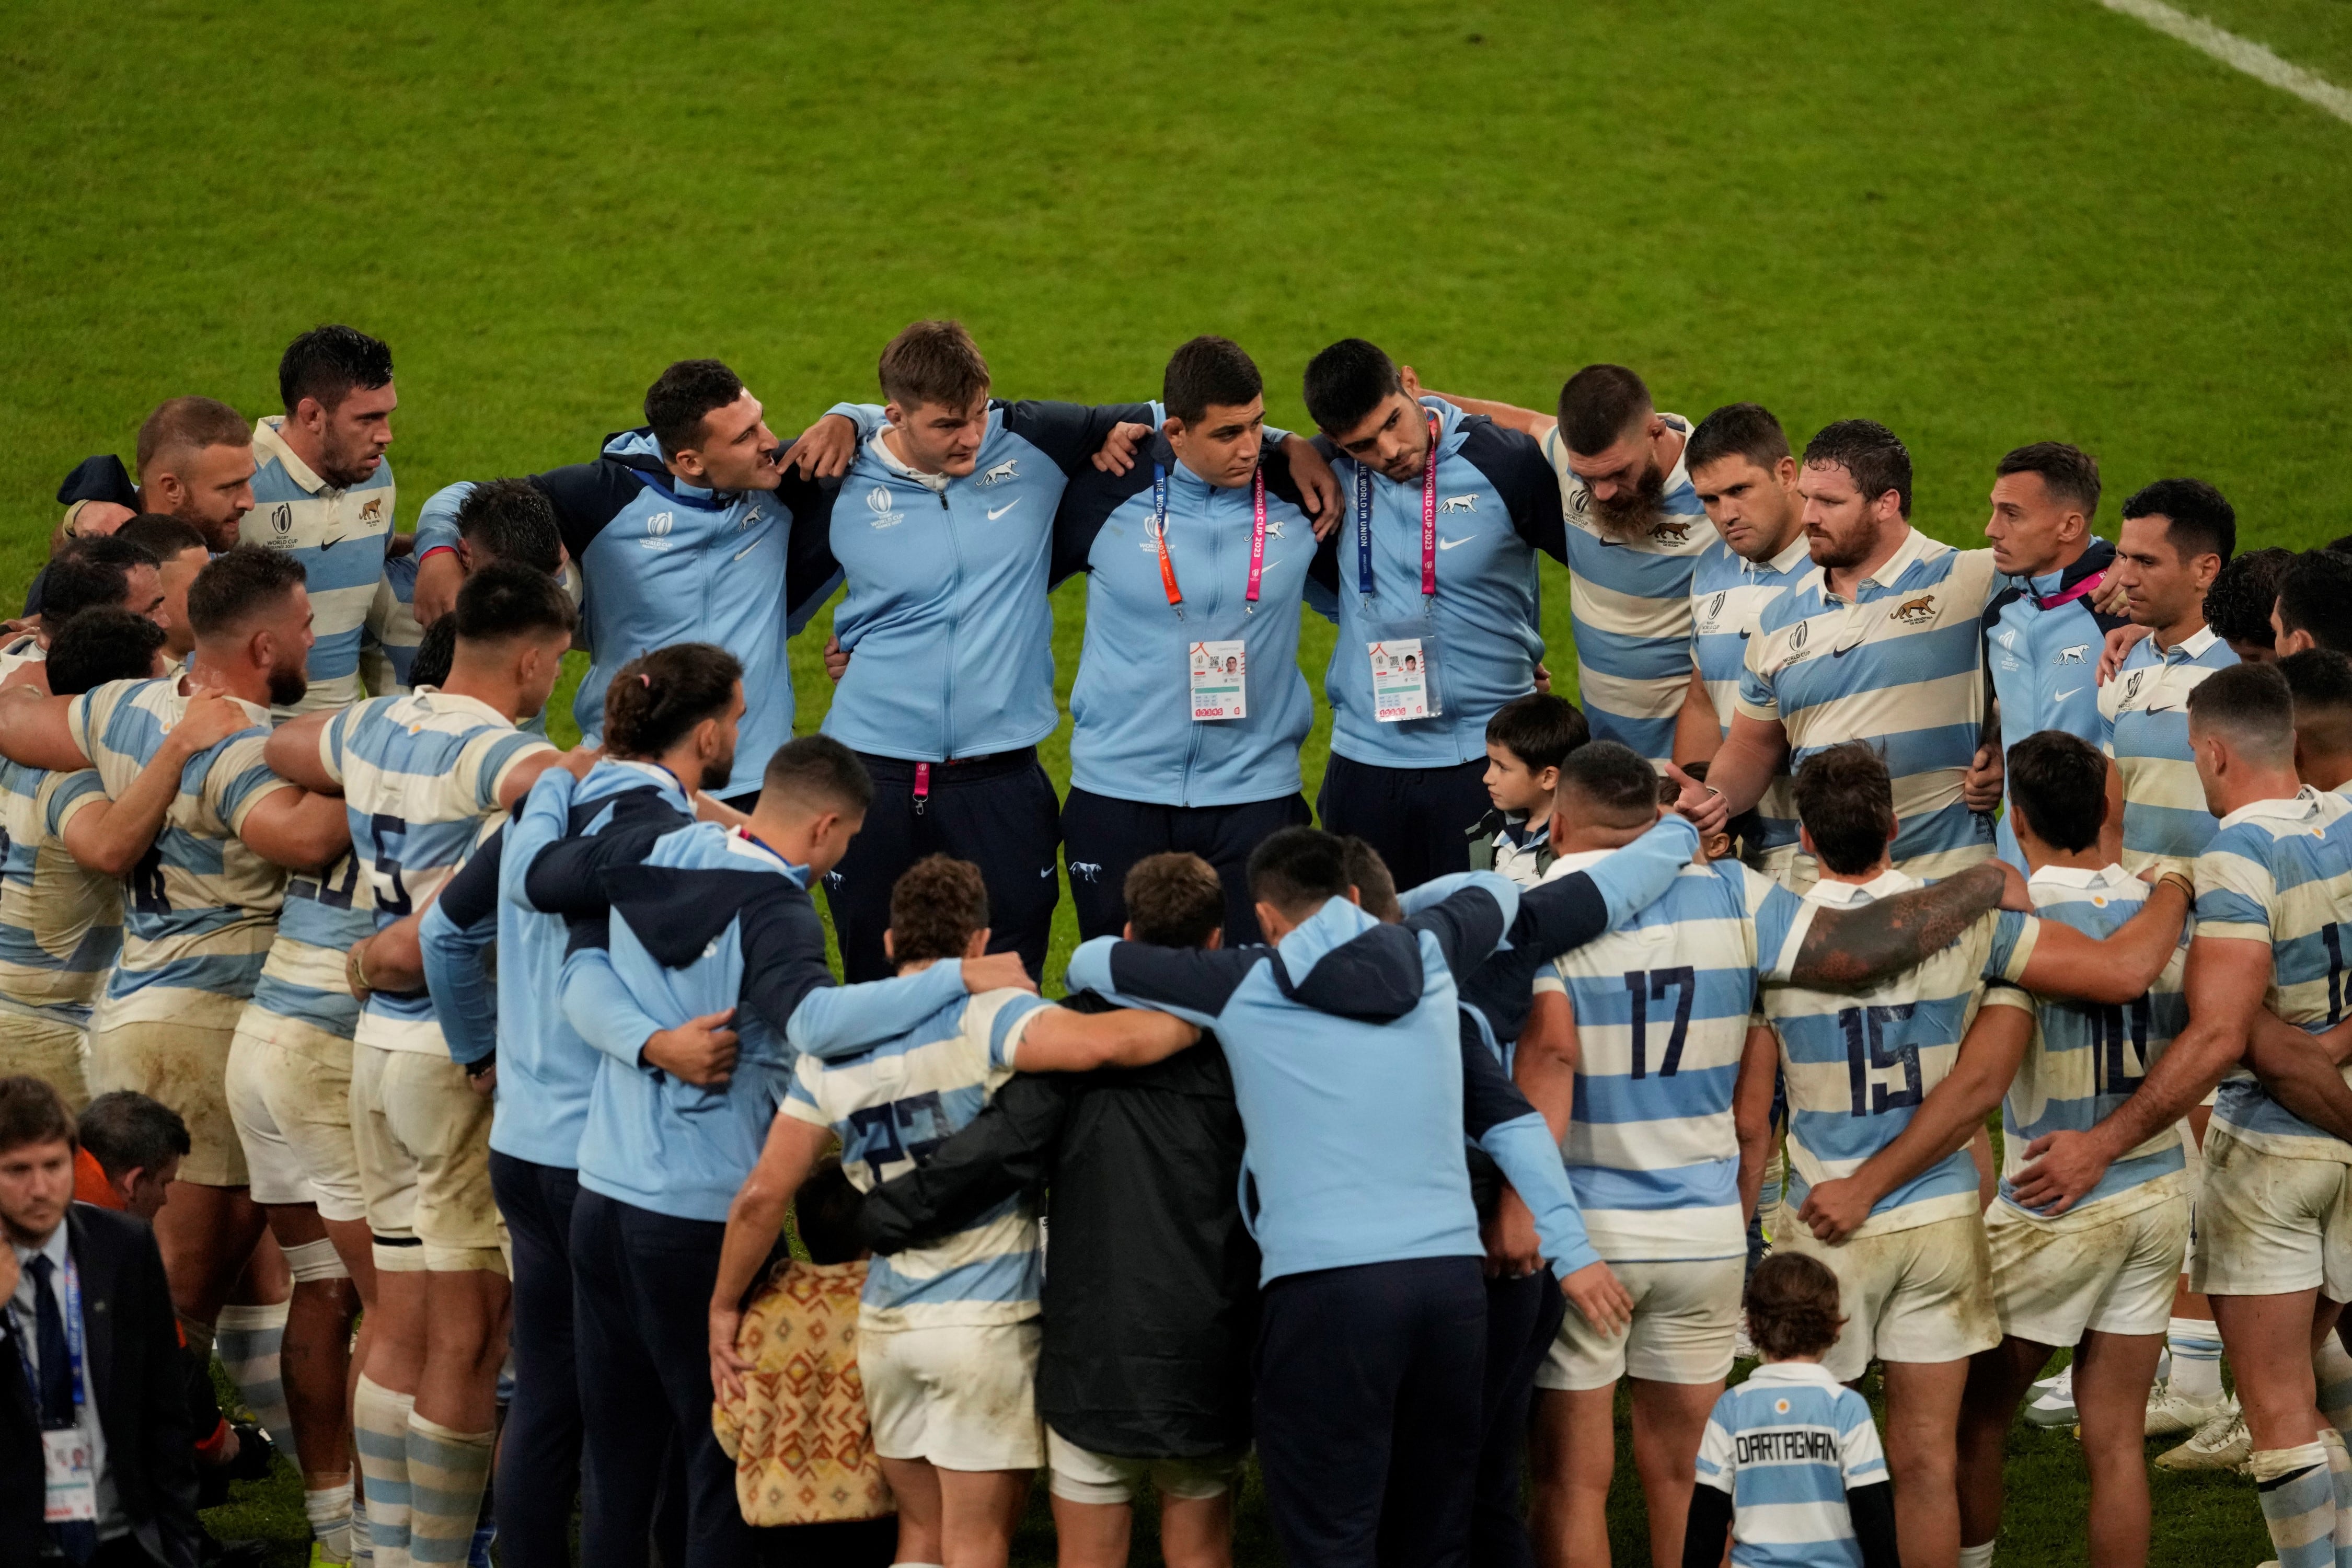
74, 1145, 121, 1209
712, 1259, 892, 1526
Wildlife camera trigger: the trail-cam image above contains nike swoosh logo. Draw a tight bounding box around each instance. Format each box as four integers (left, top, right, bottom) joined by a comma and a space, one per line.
987, 501, 1020, 521
1437, 535, 1474, 549
319, 535, 345, 551
2055, 687, 2083, 701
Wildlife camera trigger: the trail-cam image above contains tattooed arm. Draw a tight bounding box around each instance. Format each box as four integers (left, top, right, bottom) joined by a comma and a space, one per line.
1783, 862, 2007, 992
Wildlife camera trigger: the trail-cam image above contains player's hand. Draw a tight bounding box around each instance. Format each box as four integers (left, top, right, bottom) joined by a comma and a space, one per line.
466, 1063, 498, 1098
1664, 762, 1729, 836
823, 636, 849, 683
2091, 571, 2132, 619
1533, 661, 1553, 696
413, 549, 466, 628
72, 502, 136, 538
1558, 1260, 1634, 1335
385, 532, 417, 560
785, 413, 860, 480
1279, 435, 1343, 539
1796, 1178, 1874, 1243
2097, 624, 2151, 685
708, 1304, 753, 1403
1961, 743, 2004, 813
643, 1010, 739, 1086
2010, 1129, 2111, 1216
960, 951, 1039, 995
0, 1241, 18, 1304
1092, 422, 1152, 476
560, 745, 603, 781
166, 689, 251, 756
1482, 1188, 1544, 1279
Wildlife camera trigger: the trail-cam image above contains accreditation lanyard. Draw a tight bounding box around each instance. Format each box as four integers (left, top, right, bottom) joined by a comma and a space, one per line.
9, 1251, 87, 1425
1353, 415, 1443, 600
1152, 462, 1266, 620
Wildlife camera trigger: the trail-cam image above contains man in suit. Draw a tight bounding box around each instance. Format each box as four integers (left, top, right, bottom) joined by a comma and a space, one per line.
2, 1074, 199, 1568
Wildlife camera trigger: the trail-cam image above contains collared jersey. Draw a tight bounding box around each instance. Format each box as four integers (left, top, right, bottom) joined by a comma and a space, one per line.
1546, 413, 1712, 762
1051, 433, 1318, 808
247, 417, 395, 716
1998, 863, 2188, 1217
360, 552, 422, 696
321, 689, 553, 1056
0, 759, 118, 1014
1307, 400, 1567, 770
0, 633, 44, 683
2195, 787, 2352, 1161
1694, 1359, 1888, 1568
1534, 856, 1816, 1262
65, 679, 291, 1015
2101, 625, 2239, 874
1738, 531, 2003, 883
1692, 533, 1812, 861
1766, 868, 2038, 1237
1986, 540, 2128, 868
781, 986, 1052, 1331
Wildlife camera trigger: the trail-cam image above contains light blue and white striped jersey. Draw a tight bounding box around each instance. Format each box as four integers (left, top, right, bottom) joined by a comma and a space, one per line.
1546, 414, 1712, 763
241, 856, 374, 1042
246, 417, 395, 716
780, 986, 1053, 1331
0, 634, 44, 683
2195, 787, 2352, 1161
1694, 1359, 1888, 1568
65, 680, 290, 1018
1535, 856, 1816, 1262
1691, 533, 1811, 863
1998, 863, 2188, 1216
1738, 531, 2003, 883
1766, 868, 2038, 1236
0, 759, 118, 1015
360, 553, 422, 696
320, 689, 554, 1056
2100, 625, 2237, 876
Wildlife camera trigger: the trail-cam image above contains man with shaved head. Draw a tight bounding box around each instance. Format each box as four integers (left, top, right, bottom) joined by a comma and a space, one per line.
53, 395, 258, 553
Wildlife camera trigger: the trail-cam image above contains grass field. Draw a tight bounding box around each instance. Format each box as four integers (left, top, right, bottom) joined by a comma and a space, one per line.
9, 0, 2351, 1561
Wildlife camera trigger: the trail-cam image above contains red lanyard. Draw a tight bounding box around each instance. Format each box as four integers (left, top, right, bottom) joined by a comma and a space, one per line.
2034, 566, 2107, 611
1154, 462, 1267, 618
1417, 416, 1439, 597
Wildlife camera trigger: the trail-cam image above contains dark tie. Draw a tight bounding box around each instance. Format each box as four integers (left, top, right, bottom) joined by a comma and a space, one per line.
29, 1253, 97, 1565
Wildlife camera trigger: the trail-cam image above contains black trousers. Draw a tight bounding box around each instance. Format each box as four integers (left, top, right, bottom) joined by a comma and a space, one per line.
1472, 1269, 1563, 1568
488, 1152, 586, 1568
1317, 755, 1492, 894
1255, 1256, 1489, 1568
570, 1190, 747, 1568
824, 748, 1061, 983
1060, 788, 1312, 945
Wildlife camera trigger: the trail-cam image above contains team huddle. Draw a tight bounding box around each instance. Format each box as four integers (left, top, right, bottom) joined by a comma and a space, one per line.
5, 315, 2352, 1568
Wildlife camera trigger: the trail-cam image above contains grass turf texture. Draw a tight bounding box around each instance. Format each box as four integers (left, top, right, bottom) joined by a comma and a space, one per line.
13, 1, 2349, 1561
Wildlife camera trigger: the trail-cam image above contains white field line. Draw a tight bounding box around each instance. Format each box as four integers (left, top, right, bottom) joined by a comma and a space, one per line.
2097, 0, 2352, 124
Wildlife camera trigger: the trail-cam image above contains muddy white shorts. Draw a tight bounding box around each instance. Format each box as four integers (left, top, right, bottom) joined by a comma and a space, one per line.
1772, 1209, 1998, 1380
225, 1008, 364, 1222
860, 1320, 1043, 1472
87, 988, 247, 1186
0, 1006, 89, 1112
1987, 1179, 2190, 1346
1537, 1256, 1744, 1391
351, 1041, 504, 1275
2189, 1127, 2352, 1300
1045, 1427, 1246, 1506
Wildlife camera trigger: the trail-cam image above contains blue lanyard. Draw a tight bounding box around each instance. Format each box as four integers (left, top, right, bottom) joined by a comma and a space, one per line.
10, 1249, 86, 1422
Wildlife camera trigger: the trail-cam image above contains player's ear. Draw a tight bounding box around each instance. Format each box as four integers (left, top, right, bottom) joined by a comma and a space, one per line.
963, 927, 991, 961
882, 930, 895, 964
1203, 927, 1224, 952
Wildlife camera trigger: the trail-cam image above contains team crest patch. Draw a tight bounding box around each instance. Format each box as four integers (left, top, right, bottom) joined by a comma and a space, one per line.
977, 459, 1019, 488
1438, 494, 1478, 514
360, 497, 384, 524
1888, 593, 1938, 625
2057, 643, 2090, 664
1648, 518, 1691, 543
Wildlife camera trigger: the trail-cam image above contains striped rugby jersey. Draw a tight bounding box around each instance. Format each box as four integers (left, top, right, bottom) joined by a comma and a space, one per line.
1546, 414, 1712, 763
321, 690, 554, 1056
241, 856, 375, 1042
1534, 855, 1817, 1262
1997, 863, 2189, 1217
1738, 529, 2003, 883
0, 633, 44, 683
1694, 1359, 1888, 1568
247, 417, 395, 716
360, 552, 422, 696
2101, 624, 2237, 875
2194, 787, 2352, 1161
1765, 868, 2038, 1237
0, 759, 119, 1015
1691, 533, 1812, 864
64, 679, 291, 1017
780, 986, 1052, 1331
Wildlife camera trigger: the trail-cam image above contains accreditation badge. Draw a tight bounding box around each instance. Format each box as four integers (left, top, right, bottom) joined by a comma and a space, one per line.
43, 1426, 98, 1522
1190, 640, 1247, 721
1369, 637, 1436, 722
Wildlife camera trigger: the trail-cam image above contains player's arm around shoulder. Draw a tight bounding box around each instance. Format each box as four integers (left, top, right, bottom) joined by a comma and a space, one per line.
710, 1105, 833, 1401
2012, 869, 2196, 1004
1006, 990, 1201, 1074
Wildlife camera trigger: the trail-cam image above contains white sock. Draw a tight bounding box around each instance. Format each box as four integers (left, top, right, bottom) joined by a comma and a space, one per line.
2169, 1315, 2226, 1403
215, 1300, 296, 1457
306, 1482, 355, 1562
1957, 1544, 1996, 1568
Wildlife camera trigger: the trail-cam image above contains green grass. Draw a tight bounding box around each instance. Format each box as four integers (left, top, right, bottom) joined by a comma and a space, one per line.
13, 0, 2351, 1561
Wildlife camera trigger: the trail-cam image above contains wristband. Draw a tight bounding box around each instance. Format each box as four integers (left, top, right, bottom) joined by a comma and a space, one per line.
418, 544, 458, 563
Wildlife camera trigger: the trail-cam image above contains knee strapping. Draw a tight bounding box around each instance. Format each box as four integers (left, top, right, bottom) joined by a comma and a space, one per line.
284, 1237, 351, 1283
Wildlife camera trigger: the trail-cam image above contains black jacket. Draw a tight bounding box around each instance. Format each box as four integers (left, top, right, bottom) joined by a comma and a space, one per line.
2, 1205, 199, 1568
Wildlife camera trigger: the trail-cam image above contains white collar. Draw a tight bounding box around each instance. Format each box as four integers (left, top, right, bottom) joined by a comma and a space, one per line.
402, 687, 516, 730
251, 416, 329, 497
1859, 526, 1937, 591
867, 432, 950, 494
2026, 862, 2134, 890
173, 673, 271, 727
1742, 1359, 1844, 1389
1805, 867, 1917, 905
10, 1218, 67, 1272
2217, 786, 2326, 832
2157, 622, 2220, 661
1756, 533, 1813, 578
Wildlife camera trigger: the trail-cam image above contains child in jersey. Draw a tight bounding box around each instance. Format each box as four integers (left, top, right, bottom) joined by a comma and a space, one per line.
1468, 692, 1587, 886
1686, 1253, 1898, 1568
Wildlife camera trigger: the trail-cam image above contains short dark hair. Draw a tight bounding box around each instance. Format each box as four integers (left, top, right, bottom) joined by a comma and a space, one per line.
187, 545, 306, 641
1163, 336, 1263, 426
1995, 442, 2101, 518
2280, 649, 2352, 758
1745, 1251, 1843, 1361
1486, 693, 1589, 775
0, 1075, 75, 1157
2328, 535, 2352, 557
2206, 547, 2295, 652
603, 643, 742, 759
889, 855, 990, 966
643, 360, 746, 460
2120, 478, 2234, 567
1556, 741, 1659, 828
1248, 826, 1352, 918
77, 1090, 190, 1183
1684, 403, 1791, 477
278, 325, 393, 415
1339, 837, 1400, 924
877, 321, 990, 412
409, 617, 456, 689
2187, 660, 2295, 765
116, 514, 209, 561
135, 396, 249, 479
762, 735, 872, 818
2277, 551, 2352, 655
792, 1158, 866, 1266
452, 560, 577, 645
44, 536, 156, 625
455, 479, 563, 576
2006, 731, 2108, 854
45, 609, 168, 695
1123, 853, 1226, 948
1803, 420, 1913, 520
1301, 338, 1403, 435
1793, 743, 1896, 875
1557, 364, 1653, 457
